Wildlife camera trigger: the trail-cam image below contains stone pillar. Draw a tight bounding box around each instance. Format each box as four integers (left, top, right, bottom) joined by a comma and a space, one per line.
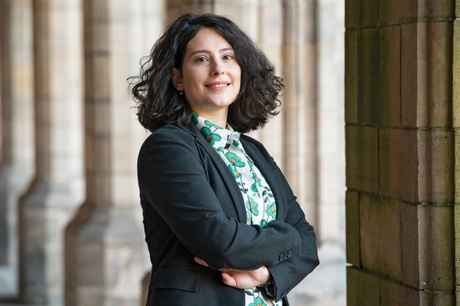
0, 0, 35, 298
317, 0, 346, 245
167, 0, 214, 22
281, 0, 319, 227
249, 0, 284, 167
346, 0, 459, 304
70, 1, 155, 305
455, 8, 460, 301
18, 0, 84, 304
214, 0, 258, 34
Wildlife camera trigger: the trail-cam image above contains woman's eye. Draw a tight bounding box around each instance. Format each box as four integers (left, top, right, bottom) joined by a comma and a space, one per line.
196, 57, 208, 62
223, 54, 234, 60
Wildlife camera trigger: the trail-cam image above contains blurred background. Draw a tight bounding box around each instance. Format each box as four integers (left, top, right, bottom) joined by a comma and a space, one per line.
0, 0, 345, 305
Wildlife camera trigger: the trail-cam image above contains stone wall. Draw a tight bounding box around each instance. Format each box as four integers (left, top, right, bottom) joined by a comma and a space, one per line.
345, 0, 460, 305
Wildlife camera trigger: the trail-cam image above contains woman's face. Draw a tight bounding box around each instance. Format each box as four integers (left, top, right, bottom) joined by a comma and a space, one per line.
172, 28, 241, 122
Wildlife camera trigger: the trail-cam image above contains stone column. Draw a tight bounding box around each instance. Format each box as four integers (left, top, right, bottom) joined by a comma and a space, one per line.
71, 1, 155, 305
0, 0, 35, 298
455, 5, 460, 301
18, 0, 84, 304
317, 0, 346, 245
281, 0, 319, 227
250, 0, 285, 167
346, 0, 459, 304
167, 0, 214, 22
214, 0, 258, 35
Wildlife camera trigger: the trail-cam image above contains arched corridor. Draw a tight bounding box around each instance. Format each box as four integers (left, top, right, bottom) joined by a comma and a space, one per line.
0, 1, 345, 305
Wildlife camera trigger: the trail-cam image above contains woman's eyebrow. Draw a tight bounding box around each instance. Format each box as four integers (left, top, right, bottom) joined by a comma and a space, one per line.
190, 47, 234, 56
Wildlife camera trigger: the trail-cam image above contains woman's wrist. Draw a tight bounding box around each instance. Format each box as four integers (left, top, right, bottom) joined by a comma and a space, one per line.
258, 265, 272, 286
258, 268, 275, 298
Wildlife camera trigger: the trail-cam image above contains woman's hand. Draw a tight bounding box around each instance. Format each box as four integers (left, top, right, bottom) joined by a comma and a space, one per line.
194, 257, 270, 289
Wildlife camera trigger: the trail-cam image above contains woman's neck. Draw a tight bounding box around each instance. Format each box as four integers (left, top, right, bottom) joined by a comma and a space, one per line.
193, 109, 228, 128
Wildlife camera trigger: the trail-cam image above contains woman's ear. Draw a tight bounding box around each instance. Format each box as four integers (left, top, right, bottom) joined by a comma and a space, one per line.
171, 68, 183, 91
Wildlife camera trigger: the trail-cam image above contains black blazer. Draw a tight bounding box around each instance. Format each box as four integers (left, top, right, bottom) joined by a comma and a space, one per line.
138, 122, 319, 306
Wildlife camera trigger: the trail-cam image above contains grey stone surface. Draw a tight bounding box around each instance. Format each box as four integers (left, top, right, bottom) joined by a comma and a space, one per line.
289, 243, 347, 306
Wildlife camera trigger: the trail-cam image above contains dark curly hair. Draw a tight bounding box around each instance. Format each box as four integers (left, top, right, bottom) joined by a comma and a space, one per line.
129, 13, 284, 133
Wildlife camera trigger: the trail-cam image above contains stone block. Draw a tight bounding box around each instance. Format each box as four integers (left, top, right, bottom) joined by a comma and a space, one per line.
346, 267, 360, 305
422, 22, 453, 128
76, 287, 104, 306
346, 190, 360, 266
419, 22, 453, 128
379, 128, 419, 203
416, 129, 455, 203
379, 25, 401, 127
379, 0, 417, 25
456, 205, 460, 293
356, 26, 400, 126
75, 207, 147, 306
400, 202, 420, 287
257, 0, 283, 46
456, 129, 460, 204
378, 0, 455, 23
77, 241, 105, 286
345, 0, 378, 29
214, 0, 259, 38
345, 0, 360, 29
352, 268, 380, 306
418, 204, 455, 291
380, 277, 419, 306
402, 21, 454, 128
419, 290, 456, 306
112, 174, 138, 206
359, 194, 404, 281
348, 265, 455, 306
457, 0, 460, 18
417, 0, 455, 20
401, 22, 418, 127
454, 20, 460, 128
345, 125, 379, 193
357, 28, 380, 125
345, 30, 358, 124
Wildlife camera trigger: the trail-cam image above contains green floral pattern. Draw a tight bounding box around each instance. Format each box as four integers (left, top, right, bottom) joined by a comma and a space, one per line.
194, 113, 281, 306
249, 296, 267, 306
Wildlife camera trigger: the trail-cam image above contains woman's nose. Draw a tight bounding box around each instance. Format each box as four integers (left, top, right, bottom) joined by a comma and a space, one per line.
211, 61, 224, 75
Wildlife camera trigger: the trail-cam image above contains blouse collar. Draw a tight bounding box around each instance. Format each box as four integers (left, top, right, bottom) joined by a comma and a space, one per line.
192, 112, 241, 150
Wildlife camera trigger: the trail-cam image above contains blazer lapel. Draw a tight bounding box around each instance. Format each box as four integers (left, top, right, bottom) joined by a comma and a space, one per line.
178, 122, 247, 223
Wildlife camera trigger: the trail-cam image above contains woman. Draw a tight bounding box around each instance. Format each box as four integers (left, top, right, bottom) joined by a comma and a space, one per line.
130, 13, 319, 306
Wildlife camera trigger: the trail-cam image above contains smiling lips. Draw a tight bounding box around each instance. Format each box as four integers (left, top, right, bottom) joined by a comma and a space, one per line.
206, 82, 230, 90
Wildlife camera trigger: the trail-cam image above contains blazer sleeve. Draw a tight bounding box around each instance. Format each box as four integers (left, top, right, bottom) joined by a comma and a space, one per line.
242, 137, 320, 302
137, 127, 303, 270
266, 176, 319, 301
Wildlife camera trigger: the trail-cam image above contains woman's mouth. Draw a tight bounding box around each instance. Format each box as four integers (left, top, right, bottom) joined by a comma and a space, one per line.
206, 82, 230, 90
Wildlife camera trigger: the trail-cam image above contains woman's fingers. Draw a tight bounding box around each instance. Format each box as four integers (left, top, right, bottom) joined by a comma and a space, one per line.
194, 257, 209, 267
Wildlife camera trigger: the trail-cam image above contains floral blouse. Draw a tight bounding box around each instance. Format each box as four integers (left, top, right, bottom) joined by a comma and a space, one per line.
193, 113, 282, 306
